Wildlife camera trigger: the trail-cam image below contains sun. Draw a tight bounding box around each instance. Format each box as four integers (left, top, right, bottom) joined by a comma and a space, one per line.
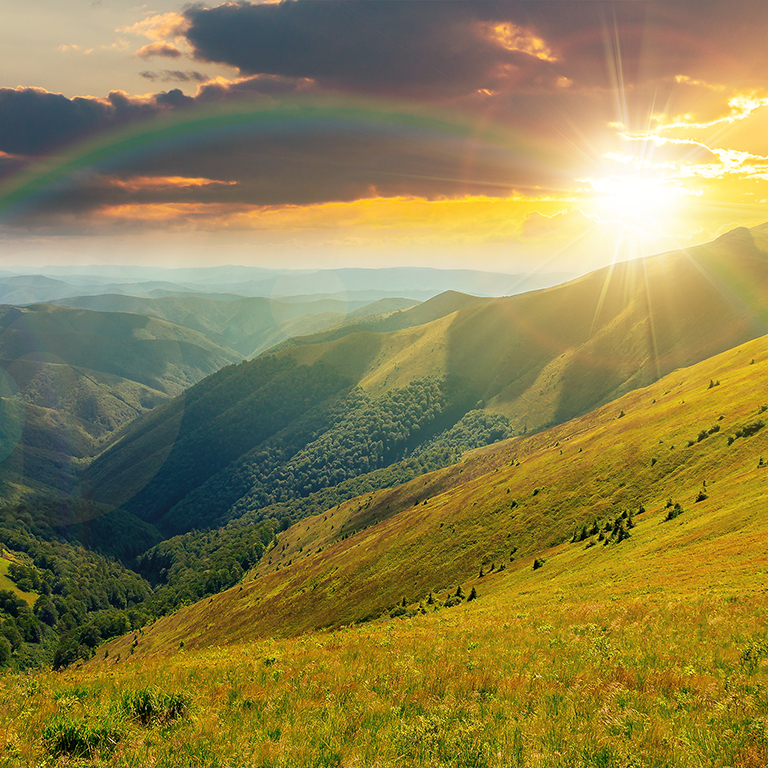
587, 175, 684, 226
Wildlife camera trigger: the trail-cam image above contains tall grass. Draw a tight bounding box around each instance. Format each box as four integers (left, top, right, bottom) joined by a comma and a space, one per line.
2, 590, 767, 766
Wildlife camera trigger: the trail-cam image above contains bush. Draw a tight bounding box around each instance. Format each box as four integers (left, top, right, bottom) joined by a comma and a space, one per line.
665, 502, 683, 521
42, 716, 123, 758
120, 687, 191, 726
729, 420, 766, 446
532, 558, 545, 570
0, 635, 11, 666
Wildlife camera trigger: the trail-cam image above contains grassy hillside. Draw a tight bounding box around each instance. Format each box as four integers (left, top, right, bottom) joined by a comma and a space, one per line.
285, 225, 768, 429
5, 336, 768, 766
82, 291, 486, 532
122, 329, 768, 648
0, 304, 239, 396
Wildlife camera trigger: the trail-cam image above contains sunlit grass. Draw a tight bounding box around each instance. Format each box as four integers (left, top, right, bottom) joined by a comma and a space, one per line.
3, 591, 768, 766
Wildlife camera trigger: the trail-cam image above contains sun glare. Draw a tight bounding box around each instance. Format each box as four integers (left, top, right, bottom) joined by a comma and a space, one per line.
587, 175, 684, 224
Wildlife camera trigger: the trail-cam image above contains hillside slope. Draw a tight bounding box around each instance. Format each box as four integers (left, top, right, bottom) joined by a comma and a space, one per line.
125, 329, 768, 648
0, 303, 240, 496
82, 226, 768, 536
286, 225, 768, 426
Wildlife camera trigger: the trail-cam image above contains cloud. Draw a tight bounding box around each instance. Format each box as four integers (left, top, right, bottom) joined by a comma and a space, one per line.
178, 0, 768, 103
3, 0, 768, 245
0, 87, 171, 156
121, 12, 189, 42
136, 42, 183, 60
140, 70, 209, 84
182, 1, 565, 98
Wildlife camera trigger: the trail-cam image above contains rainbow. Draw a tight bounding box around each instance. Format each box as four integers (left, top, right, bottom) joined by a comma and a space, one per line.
0, 95, 549, 218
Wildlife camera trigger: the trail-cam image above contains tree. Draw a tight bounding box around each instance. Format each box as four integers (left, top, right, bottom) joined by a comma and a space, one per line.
34, 595, 58, 626
0, 636, 10, 667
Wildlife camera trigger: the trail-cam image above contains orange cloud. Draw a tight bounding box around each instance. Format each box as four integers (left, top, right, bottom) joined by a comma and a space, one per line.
108, 176, 237, 192
136, 42, 183, 60
121, 13, 189, 42
481, 22, 558, 62
95, 195, 577, 243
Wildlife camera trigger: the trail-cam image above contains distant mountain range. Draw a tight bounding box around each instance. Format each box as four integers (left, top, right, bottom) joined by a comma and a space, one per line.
0, 303, 240, 496
52, 294, 417, 358
0, 266, 575, 305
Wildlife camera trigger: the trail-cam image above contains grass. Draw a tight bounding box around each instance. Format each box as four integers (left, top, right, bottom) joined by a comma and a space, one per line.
5, 316, 768, 764
0, 548, 37, 607
2, 590, 768, 766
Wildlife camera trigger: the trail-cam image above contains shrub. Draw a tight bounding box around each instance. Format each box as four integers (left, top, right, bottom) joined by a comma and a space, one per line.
616, 523, 630, 543
0, 635, 11, 666
665, 502, 683, 521
695, 490, 708, 503
120, 688, 191, 726
42, 716, 123, 759
532, 558, 544, 570
467, 587, 478, 601
729, 420, 766, 446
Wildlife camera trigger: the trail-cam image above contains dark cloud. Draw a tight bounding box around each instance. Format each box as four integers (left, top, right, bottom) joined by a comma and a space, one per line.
183, 1, 563, 98
140, 70, 209, 83
3, 121, 569, 235
0, 88, 157, 156
182, 1, 768, 100
2, 0, 768, 233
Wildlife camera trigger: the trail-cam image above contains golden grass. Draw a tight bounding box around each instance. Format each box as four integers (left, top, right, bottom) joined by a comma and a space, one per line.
5, 329, 768, 766
4, 589, 768, 766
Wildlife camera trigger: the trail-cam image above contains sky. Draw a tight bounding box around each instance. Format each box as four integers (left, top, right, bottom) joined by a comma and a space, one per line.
1, 0, 768, 273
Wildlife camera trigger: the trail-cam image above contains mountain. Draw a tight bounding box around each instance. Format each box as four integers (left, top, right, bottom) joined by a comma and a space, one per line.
82, 226, 768, 537
13, 264, 574, 302
281, 226, 768, 427
121, 325, 768, 646
52, 294, 418, 358
0, 303, 239, 496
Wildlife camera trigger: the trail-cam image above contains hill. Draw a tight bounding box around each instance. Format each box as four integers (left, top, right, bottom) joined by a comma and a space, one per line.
82, 290, 487, 533
116, 327, 768, 648
283, 225, 768, 425
0, 303, 239, 497
13, 332, 768, 767
84, 226, 768, 536
53, 294, 418, 358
